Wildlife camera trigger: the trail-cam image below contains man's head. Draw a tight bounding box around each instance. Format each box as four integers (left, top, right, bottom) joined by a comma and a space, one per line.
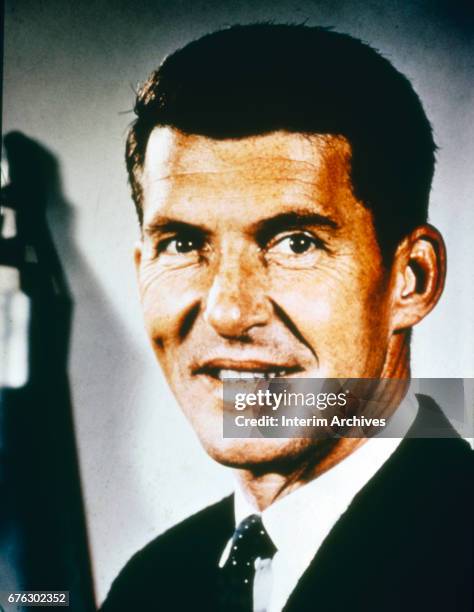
127, 23, 437, 261
129, 24, 445, 468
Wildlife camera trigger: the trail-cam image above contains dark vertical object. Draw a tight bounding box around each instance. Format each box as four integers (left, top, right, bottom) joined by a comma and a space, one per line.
0, 131, 96, 611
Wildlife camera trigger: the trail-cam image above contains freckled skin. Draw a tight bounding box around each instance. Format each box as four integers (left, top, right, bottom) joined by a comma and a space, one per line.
135, 127, 405, 478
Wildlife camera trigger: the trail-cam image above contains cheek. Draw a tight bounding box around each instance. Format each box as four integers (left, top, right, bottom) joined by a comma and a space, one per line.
270, 266, 364, 327
138, 262, 206, 345
274, 277, 333, 324
270, 266, 389, 366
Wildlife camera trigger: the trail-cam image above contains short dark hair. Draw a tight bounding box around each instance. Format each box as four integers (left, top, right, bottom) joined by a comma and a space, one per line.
126, 23, 436, 260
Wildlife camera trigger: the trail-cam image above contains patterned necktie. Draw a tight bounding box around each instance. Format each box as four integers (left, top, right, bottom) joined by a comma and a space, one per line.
218, 514, 277, 612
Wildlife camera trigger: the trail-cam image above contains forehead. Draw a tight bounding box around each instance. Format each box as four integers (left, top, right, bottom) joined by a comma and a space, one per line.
142, 127, 358, 225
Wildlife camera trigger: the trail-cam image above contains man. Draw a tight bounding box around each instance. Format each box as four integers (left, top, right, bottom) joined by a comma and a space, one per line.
101, 24, 472, 611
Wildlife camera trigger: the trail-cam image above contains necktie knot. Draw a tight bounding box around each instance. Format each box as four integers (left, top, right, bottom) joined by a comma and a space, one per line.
230, 514, 277, 568
218, 514, 277, 611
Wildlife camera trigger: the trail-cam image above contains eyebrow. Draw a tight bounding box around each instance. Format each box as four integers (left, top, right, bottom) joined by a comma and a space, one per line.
143, 211, 339, 240
143, 218, 210, 238
252, 211, 339, 245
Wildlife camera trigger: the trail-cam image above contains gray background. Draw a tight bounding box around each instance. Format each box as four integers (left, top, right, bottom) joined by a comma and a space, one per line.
3, 0, 473, 604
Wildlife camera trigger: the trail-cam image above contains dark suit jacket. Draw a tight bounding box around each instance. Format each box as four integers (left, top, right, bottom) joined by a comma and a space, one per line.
101, 396, 473, 611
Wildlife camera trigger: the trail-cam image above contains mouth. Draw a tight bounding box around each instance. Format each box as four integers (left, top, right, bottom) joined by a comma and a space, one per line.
193, 360, 304, 381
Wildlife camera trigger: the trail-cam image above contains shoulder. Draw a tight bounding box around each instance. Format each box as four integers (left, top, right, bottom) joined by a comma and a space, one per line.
136, 493, 233, 562
409, 393, 473, 478
100, 495, 233, 611
371, 395, 473, 508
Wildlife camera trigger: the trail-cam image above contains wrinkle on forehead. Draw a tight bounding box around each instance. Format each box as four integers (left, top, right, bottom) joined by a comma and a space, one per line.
141, 127, 360, 230
143, 127, 352, 184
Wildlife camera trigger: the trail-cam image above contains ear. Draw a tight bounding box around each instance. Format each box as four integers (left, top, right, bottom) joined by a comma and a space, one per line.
390, 225, 446, 331
134, 241, 144, 299
134, 241, 142, 269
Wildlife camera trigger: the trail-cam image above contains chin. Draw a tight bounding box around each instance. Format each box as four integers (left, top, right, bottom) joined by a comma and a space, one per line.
199, 435, 319, 471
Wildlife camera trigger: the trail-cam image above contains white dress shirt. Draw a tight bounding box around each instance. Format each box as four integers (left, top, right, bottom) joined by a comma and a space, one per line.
219, 394, 418, 612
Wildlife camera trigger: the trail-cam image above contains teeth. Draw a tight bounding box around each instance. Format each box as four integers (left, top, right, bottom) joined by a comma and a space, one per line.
217, 369, 288, 381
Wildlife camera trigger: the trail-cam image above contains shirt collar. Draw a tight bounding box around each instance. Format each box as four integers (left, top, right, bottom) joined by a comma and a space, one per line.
220, 391, 418, 569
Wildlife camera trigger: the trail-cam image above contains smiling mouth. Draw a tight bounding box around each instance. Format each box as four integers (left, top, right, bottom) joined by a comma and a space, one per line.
194, 361, 304, 381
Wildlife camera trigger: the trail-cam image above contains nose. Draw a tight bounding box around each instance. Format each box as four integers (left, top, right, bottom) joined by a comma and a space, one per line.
203, 249, 272, 338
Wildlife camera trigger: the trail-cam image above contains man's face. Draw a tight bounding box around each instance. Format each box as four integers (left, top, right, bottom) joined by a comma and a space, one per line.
136, 127, 397, 467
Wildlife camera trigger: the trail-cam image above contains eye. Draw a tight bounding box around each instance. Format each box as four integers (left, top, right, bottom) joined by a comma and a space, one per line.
153, 232, 207, 268
265, 231, 326, 269
158, 234, 204, 255
164, 238, 199, 254
270, 232, 321, 255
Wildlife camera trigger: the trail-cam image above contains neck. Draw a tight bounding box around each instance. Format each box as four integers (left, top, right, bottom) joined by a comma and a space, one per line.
234, 437, 367, 511
234, 334, 411, 512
